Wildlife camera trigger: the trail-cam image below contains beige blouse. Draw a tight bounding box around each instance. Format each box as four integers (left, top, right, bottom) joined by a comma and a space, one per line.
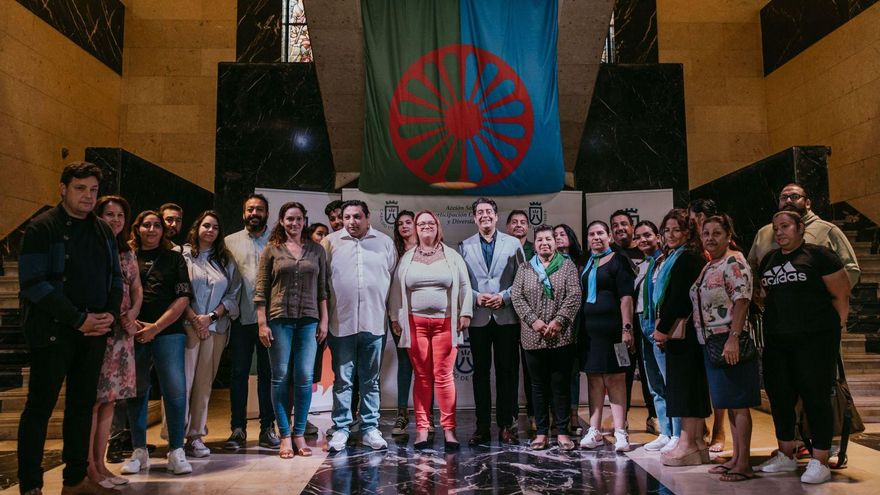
511, 257, 582, 351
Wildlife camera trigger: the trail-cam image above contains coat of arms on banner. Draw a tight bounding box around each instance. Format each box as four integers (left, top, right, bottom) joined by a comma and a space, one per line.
528, 202, 544, 226
624, 207, 640, 224
383, 201, 399, 226
455, 336, 474, 376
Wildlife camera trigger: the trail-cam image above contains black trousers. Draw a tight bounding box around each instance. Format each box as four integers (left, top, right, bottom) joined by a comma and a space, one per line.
763, 330, 839, 450
229, 321, 275, 431
520, 346, 534, 417
626, 321, 657, 418
469, 320, 520, 431
18, 332, 106, 491
524, 345, 574, 435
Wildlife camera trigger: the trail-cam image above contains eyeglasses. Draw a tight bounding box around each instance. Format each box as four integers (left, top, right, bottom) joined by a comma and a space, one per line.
779, 193, 804, 202
417, 221, 437, 228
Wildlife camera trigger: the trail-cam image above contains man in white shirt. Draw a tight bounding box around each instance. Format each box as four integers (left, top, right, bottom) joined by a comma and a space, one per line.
223, 194, 279, 450
322, 200, 397, 452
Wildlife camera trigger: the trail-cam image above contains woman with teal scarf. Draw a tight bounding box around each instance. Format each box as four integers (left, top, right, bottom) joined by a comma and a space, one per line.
577, 221, 636, 453
511, 225, 582, 451
651, 209, 711, 467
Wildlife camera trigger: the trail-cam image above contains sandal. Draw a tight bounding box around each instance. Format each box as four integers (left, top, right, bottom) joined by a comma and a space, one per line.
279, 449, 294, 459
720, 471, 756, 482
296, 447, 313, 457
709, 441, 725, 453
530, 437, 549, 450
558, 438, 576, 451
708, 465, 731, 474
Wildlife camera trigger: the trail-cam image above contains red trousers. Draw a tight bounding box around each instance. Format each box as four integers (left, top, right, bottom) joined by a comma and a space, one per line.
407, 316, 457, 431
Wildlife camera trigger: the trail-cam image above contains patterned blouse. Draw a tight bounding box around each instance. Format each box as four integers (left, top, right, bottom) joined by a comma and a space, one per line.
689, 250, 752, 335
511, 257, 582, 351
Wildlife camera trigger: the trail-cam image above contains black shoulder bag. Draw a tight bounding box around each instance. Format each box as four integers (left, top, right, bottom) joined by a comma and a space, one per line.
695, 270, 757, 368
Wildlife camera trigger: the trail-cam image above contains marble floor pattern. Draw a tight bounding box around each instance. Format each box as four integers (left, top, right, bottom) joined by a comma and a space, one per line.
3, 393, 880, 494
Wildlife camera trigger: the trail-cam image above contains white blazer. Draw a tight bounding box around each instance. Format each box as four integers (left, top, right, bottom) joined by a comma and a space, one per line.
458, 231, 524, 327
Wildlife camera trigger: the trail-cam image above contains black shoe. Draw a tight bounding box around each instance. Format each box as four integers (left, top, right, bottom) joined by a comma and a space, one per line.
444, 438, 461, 451
469, 430, 491, 447
500, 427, 518, 445
305, 420, 319, 436
260, 426, 281, 449
414, 440, 431, 449
146, 443, 157, 454
224, 428, 247, 450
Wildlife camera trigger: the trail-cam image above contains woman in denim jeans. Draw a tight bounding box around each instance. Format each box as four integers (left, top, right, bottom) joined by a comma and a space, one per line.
121, 211, 193, 476
634, 220, 682, 453
255, 201, 329, 458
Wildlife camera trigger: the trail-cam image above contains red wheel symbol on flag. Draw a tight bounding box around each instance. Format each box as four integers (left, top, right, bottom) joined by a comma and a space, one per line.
390, 44, 534, 189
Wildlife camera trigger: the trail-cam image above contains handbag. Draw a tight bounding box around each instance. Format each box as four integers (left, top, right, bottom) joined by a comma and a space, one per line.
695, 267, 756, 368
668, 317, 688, 340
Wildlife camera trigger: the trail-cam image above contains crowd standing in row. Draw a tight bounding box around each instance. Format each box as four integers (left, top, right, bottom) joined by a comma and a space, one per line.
16, 162, 859, 495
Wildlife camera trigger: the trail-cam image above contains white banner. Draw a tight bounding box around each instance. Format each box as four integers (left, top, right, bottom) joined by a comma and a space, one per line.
342, 189, 583, 408
583, 189, 674, 229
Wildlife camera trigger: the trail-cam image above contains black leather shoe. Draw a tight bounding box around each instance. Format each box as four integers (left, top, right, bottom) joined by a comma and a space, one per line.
260, 426, 281, 449
468, 430, 491, 447
444, 439, 460, 451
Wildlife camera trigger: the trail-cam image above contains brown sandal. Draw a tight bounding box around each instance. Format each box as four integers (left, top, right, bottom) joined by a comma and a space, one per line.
530, 437, 549, 450
296, 447, 313, 457
279, 449, 294, 459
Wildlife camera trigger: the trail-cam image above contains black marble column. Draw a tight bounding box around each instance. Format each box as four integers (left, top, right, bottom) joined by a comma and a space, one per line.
215, 62, 335, 232
86, 148, 214, 245
761, 0, 879, 75
612, 0, 658, 64
237, 0, 283, 62
690, 146, 831, 249
15, 0, 124, 74
575, 63, 689, 207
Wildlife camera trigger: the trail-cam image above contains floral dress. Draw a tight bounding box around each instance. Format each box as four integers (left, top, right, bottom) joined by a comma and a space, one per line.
96, 250, 138, 402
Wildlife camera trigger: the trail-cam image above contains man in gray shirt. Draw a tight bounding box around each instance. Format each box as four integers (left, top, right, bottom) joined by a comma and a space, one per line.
223, 194, 280, 450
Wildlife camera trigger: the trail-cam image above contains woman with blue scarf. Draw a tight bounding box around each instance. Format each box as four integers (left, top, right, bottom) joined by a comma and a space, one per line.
651, 209, 711, 467
511, 225, 582, 451
578, 221, 636, 452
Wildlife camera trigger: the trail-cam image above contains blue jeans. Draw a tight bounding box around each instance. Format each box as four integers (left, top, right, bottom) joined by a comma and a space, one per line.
229, 321, 275, 431
641, 323, 682, 437
268, 318, 318, 437
127, 333, 187, 449
329, 332, 383, 434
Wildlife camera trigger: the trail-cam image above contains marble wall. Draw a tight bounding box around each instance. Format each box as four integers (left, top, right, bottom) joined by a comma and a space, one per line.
86, 148, 214, 246
14, 0, 124, 74
575, 64, 689, 207
612, 0, 658, 64
761, 0, 879, 75
236, 0, 282, 62
215, 63, 335, 232
690, 146, 831, 249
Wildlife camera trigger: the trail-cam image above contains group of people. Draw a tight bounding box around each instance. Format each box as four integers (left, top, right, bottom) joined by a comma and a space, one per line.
16, 162, 860, 495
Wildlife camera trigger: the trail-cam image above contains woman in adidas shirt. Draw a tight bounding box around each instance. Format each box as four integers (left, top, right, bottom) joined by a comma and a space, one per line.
756, 210, 850, 484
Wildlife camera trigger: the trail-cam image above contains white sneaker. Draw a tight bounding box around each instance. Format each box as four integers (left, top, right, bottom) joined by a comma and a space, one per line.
167, 447, 193, 475
644, 434, 671, 452
800, 459, 831, 484
614, 428, 630, 452
328, 430, 350, 452
757, 451, 798, 473
120, 447, 149, 474
187, 438, 211, 458
580, 427, 604, 449
361, 429, 388, 450
659, 436, 679, 454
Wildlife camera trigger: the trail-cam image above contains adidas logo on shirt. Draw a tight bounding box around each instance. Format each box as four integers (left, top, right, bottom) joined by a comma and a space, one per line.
761, 261, 807, 286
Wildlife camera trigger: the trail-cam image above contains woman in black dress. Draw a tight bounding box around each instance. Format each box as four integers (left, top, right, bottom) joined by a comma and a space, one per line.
652, 208, 711, 466
578, 221, 635, 452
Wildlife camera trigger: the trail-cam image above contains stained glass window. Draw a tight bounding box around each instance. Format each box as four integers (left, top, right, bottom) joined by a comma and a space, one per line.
283, 0, 312, 62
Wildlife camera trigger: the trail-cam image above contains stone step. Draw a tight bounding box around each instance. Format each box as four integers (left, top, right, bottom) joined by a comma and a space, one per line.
0, 400, 162, 440
0, 293, 18, 310
1, 263, 18, 278
0, 277, 17, 293
842, 353, 880, 374
842, 332, 867, 353
854, 397, 880, 423
0, 346, 29, 365
846, 374, 880, 397
0, 387, 64, 413
861, 273, 880, 284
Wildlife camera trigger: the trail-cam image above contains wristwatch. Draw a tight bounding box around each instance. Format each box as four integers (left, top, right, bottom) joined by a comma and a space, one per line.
622, 323, 633, 333
209, 311, 218, 322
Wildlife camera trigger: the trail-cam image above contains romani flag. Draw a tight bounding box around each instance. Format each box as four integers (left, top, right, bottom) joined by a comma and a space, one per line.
360, 0, 564, 195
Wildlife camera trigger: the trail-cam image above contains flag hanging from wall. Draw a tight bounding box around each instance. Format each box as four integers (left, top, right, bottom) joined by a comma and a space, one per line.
360, 0, 564, 195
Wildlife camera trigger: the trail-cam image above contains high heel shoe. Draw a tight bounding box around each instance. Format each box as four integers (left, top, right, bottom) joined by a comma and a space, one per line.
661, 449, 708, 467
444, 438, 460, 451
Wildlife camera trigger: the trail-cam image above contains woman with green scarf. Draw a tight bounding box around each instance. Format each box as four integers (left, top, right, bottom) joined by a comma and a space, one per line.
511, 224, 582, 451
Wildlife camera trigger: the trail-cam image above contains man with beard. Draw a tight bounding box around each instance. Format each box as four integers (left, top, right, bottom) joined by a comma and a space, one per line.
506, 210, 534, 261
608, 210, 658, 435
610, 210, 645, 264
159, 203, 185, 246
223, 194, 281, 450
748, 183, 860, 288
325, 200, 344, 232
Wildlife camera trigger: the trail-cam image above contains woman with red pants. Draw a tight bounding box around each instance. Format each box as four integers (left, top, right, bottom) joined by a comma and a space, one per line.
390, 210, 473, 450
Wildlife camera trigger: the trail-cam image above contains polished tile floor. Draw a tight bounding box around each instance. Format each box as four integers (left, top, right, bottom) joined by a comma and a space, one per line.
4, 392, 880, 494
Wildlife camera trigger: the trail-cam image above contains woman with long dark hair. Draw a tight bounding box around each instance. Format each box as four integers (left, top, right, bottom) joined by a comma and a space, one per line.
121, 211, 193, 475
554, 223, 586, 434
255, 202, 329, 458
391, 210, 419, 435
88, 196, 141, 487
178, 211, 241, 458
652, 209, 711, 466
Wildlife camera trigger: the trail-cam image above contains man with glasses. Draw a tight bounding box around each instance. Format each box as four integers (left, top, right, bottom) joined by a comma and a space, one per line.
159, 203, 185, 246
747, 183, 860, 288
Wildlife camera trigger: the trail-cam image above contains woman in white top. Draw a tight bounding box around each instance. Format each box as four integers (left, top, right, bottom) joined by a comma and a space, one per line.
390, 210, 473, 450
178, 211, 241, 458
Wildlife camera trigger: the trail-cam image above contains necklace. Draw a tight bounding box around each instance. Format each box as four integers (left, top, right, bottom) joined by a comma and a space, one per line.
417, 245, 439, 256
